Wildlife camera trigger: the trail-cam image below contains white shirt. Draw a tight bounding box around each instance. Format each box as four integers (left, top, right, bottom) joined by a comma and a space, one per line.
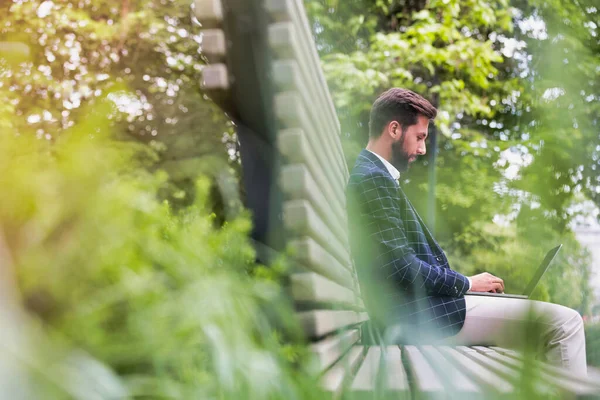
365, 149, 472, 290
366, 149, 400, 182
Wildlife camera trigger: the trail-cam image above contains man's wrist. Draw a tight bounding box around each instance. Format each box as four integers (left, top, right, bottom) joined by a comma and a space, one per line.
467, 276, 472, 291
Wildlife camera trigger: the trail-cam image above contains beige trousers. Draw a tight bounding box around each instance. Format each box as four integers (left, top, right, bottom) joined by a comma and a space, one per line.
441, 295, 587, 376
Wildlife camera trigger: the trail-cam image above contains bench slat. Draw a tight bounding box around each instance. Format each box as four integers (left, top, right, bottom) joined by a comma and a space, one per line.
438, 346, 514, 394
488, 347, 519, 357
280, 164, 348, 248
201, 64, 229, 90
267, 18, 345, 174
322, 346, 364, 395
284, 200, 351, 269
420, 345, 481, 395
288, 238, 356, 290
278, 129, 346, 222
264, 0, 294, 21
298, 310, 368, 338
490, 346, 600, 389
311, 330, 360, 372
350, 346, 411, 398
193, 0, 223, 25
350, 346, 381, 394
455, 346, 521, 379
291, 272, 360, 309
200, 29, 226, 62
383, 346, 411, 396
271, 58, 339, 142
272, 71, 345, 188
272, 58, 346, 179
265, 0, 341, 133
403, 346, 445, 396
455, 346, 553, 395
473, 347, 600, 396
275, 91, 347, 201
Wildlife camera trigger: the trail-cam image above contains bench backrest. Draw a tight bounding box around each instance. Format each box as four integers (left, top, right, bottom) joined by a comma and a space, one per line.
264, 3, 370, 389
194, 0, 369, 393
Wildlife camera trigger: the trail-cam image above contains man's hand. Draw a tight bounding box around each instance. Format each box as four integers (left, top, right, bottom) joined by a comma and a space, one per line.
468, 272, 505, 293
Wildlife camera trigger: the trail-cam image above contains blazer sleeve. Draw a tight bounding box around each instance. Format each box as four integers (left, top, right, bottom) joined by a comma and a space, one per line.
350, 170, 470, 298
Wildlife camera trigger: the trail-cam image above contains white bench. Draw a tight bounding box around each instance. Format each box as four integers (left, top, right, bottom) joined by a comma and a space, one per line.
193, 0, 600, 397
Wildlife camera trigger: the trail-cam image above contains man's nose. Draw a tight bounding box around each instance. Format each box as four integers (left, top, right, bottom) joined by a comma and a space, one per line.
417, 144, 426, 155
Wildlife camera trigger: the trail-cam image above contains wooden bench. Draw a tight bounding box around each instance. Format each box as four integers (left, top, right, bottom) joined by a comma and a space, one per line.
193, 0, 600, 397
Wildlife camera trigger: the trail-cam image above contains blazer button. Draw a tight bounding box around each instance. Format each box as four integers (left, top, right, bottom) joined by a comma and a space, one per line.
436, 256, 442, 262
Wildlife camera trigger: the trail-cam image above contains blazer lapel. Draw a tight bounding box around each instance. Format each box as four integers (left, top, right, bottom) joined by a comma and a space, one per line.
358, 150, 398, 185
354, 149, 447, 265
357, 150, 438, 248
397, 180, 443, 255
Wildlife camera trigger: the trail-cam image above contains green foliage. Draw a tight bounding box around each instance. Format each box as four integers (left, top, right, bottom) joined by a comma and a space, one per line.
307, 0, 598, 312
0, 0, 237, 209
511, 0, 600, 216
0, 115, 321, 398
587, 323, 600, 367
308, 0, 516, 144
0, 1, 322, 396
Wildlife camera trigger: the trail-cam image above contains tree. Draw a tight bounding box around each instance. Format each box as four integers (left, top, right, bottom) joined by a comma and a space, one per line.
510, 0, 599, 219
0, 0, 238, 213
306, 0, 596, 310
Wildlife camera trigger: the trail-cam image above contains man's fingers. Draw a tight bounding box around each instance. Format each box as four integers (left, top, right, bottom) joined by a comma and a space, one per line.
491, 277, 504, 291
486, 282, 502, 293
470, 273, 505, 293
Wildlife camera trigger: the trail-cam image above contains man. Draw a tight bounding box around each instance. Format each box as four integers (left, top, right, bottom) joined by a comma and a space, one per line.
345, 88, 587, 375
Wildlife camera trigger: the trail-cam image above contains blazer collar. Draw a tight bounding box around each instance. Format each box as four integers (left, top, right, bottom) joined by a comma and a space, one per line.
358, 149, 399, 182
367, 150, 400, 181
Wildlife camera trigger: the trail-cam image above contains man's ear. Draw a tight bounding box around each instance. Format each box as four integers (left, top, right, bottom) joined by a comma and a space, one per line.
388, 121, 399, 138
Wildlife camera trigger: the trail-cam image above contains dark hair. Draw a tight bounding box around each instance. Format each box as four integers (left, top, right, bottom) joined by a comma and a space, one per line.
368, 88, 437, 138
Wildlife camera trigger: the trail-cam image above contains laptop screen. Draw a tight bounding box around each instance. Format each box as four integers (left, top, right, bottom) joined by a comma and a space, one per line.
522, 244, 563, 296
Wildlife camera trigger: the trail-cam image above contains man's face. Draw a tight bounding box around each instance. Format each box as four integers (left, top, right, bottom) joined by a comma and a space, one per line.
390, 115, 429, 172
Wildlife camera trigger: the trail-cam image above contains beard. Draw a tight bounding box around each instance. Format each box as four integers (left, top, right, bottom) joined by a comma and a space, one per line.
390, 137, 411, 172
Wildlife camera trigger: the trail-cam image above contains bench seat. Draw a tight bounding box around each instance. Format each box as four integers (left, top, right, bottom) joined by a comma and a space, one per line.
319, 344, 600, 399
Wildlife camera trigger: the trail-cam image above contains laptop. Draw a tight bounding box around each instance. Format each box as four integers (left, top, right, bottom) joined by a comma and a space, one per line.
466, 244, 562, 299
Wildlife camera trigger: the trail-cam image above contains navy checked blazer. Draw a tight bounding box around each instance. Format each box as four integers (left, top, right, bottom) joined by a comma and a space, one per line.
346, 149, 470, 340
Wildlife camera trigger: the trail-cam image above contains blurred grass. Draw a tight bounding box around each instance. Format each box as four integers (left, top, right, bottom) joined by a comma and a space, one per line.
0, 95, 323, 398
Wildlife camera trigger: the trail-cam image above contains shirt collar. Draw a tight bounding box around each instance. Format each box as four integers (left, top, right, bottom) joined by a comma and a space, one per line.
366, 149, 400, 182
